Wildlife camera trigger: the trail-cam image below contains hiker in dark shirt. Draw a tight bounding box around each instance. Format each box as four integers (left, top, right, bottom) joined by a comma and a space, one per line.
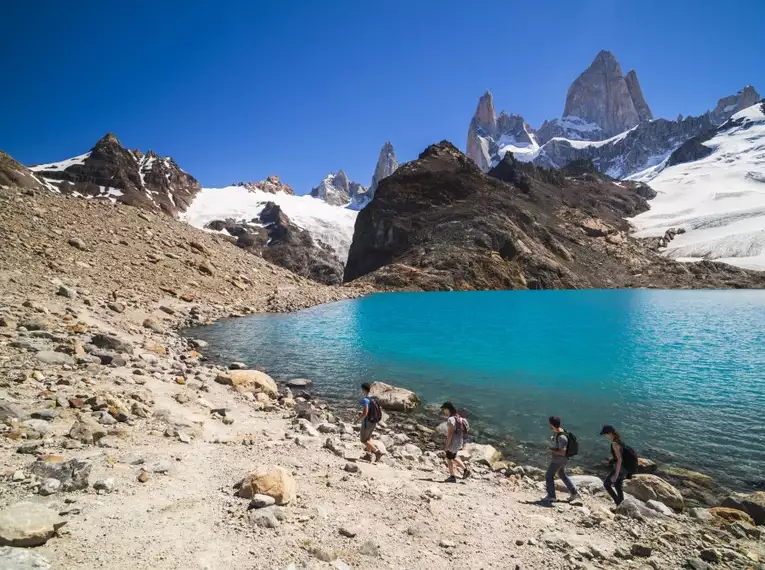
600, 424, 632, 505
542, 416, 578, 503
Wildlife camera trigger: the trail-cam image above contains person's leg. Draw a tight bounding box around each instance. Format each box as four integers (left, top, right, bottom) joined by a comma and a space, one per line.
603, 471, 619, 504
453, 455, 471, 478
558, 465, 577, 496
545, 461, 558, 499
613, 473, 625, 505
445, 451, 458, 480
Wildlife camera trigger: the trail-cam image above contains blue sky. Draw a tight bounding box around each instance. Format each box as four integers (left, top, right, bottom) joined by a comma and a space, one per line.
2, 0, 763, 193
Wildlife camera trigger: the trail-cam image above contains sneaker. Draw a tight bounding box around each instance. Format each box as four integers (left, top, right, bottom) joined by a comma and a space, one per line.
462, 468, 472, 480
444, 475, 458, 483
568, 491, 580, 502
361, 453, 373, 462
540, 495, 556, 503
373, 450, 383, 462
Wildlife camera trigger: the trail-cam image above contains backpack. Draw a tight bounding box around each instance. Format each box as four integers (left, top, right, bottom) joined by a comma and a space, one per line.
455, 414, 470, 438
366, 397, 382, 423
561, 431, 579, 458
621, 444, 639, 474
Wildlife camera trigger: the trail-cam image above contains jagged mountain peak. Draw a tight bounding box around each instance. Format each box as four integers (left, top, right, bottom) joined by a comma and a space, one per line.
234, 175, 295, 195
310, 170, 365, 207
591, 49, 620, 70
474, 91, 497, 131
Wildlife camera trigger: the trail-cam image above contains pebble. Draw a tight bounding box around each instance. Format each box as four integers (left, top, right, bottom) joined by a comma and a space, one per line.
93, 478, 115, 493
248, 494, 276, 509
339, 525, 359, 538
38, 478, 61, 496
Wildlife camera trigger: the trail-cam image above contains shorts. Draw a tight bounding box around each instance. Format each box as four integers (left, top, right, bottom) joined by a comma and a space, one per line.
360, 421, 376, 443
445, 450, 457, 460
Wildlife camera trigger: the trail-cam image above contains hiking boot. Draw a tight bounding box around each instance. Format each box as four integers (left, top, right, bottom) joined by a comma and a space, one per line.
462, 468, 472, 480
444, 475, 458, 483
361, 453, 373, 462
373, 450, 383, 463
568, 491, 580, 502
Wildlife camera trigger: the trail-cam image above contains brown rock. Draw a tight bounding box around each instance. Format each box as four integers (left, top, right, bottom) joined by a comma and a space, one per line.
709, 507, 756, 525
238, 466, 296, 505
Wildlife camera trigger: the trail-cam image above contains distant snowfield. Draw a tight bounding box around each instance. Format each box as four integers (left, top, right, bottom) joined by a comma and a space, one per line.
630, 103, 765, 271
182, 185, 358, 262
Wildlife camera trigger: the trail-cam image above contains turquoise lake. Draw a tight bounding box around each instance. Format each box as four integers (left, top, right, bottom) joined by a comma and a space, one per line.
189, 290, 765, 489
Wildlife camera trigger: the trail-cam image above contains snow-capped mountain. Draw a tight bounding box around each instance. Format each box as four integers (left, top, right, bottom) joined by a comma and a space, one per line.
183, 181, 358, 263
629, 101, 765, 270
309, 170, 366, 206
29, 133, 200, 216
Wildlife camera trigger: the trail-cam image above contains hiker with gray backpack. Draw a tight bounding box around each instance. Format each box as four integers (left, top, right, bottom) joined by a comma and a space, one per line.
440, 402, 472, 482
541, 415, 579, 503
358, 383, 383, 462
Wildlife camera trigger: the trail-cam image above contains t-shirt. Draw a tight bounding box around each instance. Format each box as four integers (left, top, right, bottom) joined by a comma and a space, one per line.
447, 416, 464, 452
553, 432, 568, 461
360, 397, 371, 424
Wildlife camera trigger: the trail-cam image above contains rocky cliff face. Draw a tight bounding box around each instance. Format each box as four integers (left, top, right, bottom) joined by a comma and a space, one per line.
233, 175, 294, 195
344, 141, 765, 291
563, 50, 646, 137
368, 142, 398, 198
466, 92, 539, 171
310, 171, 366, 207
28, 133, 200, 216
710, 85, 761, 125
205, 203, 345, 285
625, 70, 653, 123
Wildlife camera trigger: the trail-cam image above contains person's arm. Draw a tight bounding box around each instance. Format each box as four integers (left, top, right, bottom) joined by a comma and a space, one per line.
444, 420, 454, 451
358, 401, 368, 422
550, 433, 566, 455
612, 442, 622, 478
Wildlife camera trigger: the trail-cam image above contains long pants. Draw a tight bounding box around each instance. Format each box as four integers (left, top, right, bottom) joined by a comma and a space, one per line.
604, 470, 625, 505
546, 459, 576, 498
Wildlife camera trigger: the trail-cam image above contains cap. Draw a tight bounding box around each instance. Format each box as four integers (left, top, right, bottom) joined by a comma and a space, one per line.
599, 424, 616, 435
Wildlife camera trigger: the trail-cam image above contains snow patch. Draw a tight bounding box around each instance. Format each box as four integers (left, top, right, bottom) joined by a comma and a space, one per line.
29, 152, 91, 172
182, 186, 359, 262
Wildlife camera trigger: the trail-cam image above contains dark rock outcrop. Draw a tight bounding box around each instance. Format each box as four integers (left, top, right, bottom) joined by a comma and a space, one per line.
29, 133, 200, 216
666, 129, 717, 167
206, 204, 344, 285
344, 141, 765, 291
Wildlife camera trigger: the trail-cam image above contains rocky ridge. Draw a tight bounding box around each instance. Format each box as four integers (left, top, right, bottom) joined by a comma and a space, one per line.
232, 175, 295, 195
357, 142, 398, 210
28, 133, 201, 217
310, 171, 366, 207
344, 141, 765, 291
0, 181, 762, 568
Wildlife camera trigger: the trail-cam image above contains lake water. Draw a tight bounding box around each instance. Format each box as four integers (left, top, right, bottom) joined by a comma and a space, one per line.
188, 290, 765, 490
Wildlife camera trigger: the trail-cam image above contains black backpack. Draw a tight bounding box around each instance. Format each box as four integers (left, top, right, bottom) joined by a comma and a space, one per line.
622, 444, 639, 474
562, 431, 579, 458
366, 397, 382, 423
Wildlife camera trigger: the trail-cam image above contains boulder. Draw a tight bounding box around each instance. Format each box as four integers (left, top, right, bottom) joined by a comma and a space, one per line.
0, 546, 52, 570
646, 499, 675, 516
368, 381, 420, 411
624, 474, 684, 511
28, 457, 92, 492
637, 457, 658, 474
91, 333, 134, 355
217, 370, 278, 396
0, 400, 27, 422
556, 475, 603, 493
35, 351, 74, 366
721, 492, 765, 526
460, 443, 501, 467
615, 496, 663, 520
708, 507, 755, 525
0, 503, 65, 547
286, 378, 313, 388
238, 466, 296, 505
68, 414, 107, 444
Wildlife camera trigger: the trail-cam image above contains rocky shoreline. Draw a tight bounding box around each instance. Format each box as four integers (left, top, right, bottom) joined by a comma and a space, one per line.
0, 186, 763, 569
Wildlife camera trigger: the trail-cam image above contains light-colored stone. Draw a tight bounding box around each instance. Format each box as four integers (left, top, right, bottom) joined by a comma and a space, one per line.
0, 503, 65, 547
218, 370, 278, 396
238, 466, 296, 505
460, 443, 501, 468
68, 414, 107, 444
368, 381, 420, 411
624, 474, 684, 511
0, 546, 52, 569
38, 478, 61, 496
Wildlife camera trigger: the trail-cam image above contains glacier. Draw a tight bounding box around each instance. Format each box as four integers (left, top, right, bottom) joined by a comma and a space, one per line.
629, 103, 765, 270
182, 185, 358, 262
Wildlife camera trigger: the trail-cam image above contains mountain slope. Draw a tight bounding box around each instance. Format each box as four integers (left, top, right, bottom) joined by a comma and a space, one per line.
29, 133, 200, 216
630, 101, 765, 270
344, 142, 765, 290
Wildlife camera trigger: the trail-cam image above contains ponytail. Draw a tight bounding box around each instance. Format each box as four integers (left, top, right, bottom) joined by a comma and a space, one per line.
612, 430, 623, 446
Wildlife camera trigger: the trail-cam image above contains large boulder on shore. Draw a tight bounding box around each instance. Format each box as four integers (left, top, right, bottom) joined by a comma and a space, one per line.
368, 381, 420, 411
721, 492, 765, 526
216, 370, 278, 396
0, 503, 65, 547
624, 474, 684, 511
460, 443, 501, 468
237, 466, 296, 505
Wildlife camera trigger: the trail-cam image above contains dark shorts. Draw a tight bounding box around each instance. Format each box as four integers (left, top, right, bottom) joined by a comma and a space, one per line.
445, 450, 457, 460
360, 421, 376, 443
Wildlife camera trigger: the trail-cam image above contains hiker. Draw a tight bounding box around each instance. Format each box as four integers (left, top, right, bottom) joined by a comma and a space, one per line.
600, 424, 638, 506
358, 383, 383, 462
441, 402, 471, 482
542, 415, 578, 503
